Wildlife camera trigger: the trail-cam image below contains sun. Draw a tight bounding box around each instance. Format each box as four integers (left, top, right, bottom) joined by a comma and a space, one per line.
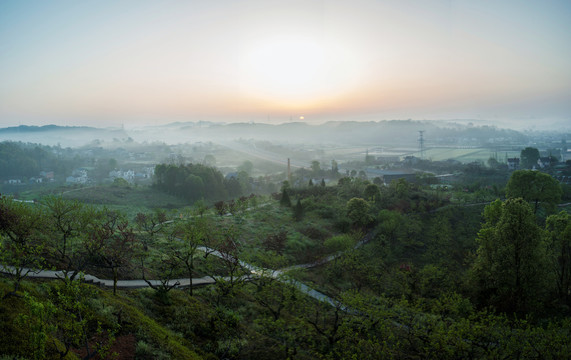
240, 34, 362, 107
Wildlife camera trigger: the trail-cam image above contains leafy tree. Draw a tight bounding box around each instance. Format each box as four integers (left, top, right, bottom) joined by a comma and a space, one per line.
391, 178, 410, 199
86, 209, 136, 295
364, 183, 380, 202
520, 147, 540, 169
112, 177, 130, 187
225, 176, 242, 198
505, 170, 562, 214
545, 211, 571, 306
0, 195, 47, 297
311, 160, 321, 175
262, 230, 288, 255
346, 198, 372, 228
193, 198, 209, 217
324, 234, 355, 254
292, 199, 304, 221
280, 188, 291, 207
304, 297, 348, 354
207, 226, 246, 304
48, 276, 116, 359
140, 253, 180, 301
43, 197, 99, 282
134, 209, 167, 250
237, 170, 251, 194
471, 198, 550, 314
44, 196, 84, 260
214, 200, 227, 216
331, 160, 339, 176
0, 237, 46, 298
17, 292, 56, 360
154, 163, 228, 202
186, 174, 205, 201
169, 217, 211, 295
250, 273, 297, 321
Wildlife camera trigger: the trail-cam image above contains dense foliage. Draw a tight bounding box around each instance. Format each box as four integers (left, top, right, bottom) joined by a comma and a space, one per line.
154, 163, 239, 202
0, 166, 570, 359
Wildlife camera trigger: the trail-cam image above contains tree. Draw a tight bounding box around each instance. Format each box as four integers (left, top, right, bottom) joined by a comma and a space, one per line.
86, 209, 136, 295
471, 198, 550, 314
292, 199, 304, 221
262, 230, 288, 255
520, 147, 540, 169
225, 177, 242, 198
186, 174, 205, 201
135, 209, 167, 250
0, 195, 47, 297
48, 276, 116, 359
214, 200, 227, 216
140, 253, 180, 301
331, 160, 339, 176
392, 178, 410, 199
304, 296, 348, 354
545, 211, 571, 306
169, 217, 211, 295
311, 160, 321, 175
45, 197, 98, 282
208, 226, 246, 304
237, 170, 251, 194
112, 177, 130, 187
250, 272, 296, 321
346, 198, 372, 228
280, 188, 291, 207
44, 196, 84, 260
193, 198, 209, 217
364, 183, 381, 202
505, 170, 562, 214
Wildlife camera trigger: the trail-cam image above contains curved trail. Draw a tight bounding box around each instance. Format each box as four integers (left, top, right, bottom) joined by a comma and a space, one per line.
1, 234, 371, 307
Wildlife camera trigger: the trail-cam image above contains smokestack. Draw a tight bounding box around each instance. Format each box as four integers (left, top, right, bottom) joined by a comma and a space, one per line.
287, 158, 291, 183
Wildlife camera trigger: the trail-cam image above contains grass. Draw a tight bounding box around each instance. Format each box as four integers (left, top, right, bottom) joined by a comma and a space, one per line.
424, 147, 520, 163
0, 277, 203, 360
99, 289, 202, 360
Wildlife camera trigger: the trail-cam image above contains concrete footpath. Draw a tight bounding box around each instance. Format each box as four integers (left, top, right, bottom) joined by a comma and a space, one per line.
0, 266, 216, 289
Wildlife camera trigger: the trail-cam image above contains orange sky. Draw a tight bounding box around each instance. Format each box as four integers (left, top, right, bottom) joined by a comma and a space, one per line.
0, 0, 569, 127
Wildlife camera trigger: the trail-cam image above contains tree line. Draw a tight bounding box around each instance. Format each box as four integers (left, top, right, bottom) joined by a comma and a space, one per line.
154, 163, 245, 202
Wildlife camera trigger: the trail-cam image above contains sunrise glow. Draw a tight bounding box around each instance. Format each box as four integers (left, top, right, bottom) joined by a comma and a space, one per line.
0, 1, 569, 126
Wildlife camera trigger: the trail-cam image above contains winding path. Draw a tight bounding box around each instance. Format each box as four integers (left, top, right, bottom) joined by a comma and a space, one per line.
0, 238, 359, 307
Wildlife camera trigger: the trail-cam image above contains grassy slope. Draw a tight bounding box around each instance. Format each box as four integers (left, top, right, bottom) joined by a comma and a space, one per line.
0, 278, 202, 360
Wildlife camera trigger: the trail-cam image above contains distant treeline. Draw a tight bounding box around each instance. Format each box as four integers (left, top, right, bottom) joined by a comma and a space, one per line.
0, 141, 80, 180
153, 163, 244, 202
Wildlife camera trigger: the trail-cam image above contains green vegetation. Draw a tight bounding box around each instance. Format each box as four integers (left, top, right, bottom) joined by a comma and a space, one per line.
1, 161, 570, 359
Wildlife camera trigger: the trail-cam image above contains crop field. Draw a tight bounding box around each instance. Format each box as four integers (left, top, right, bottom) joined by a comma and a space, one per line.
423, 147, 521, 163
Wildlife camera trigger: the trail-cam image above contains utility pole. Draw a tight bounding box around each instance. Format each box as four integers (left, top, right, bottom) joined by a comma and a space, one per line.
418, 130, 425, 159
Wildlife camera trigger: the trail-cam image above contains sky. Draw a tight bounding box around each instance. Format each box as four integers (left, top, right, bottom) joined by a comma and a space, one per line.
0, 0, 570, 128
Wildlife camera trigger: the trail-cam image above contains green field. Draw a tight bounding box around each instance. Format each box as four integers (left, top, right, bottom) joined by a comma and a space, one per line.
423, 147, 521, 163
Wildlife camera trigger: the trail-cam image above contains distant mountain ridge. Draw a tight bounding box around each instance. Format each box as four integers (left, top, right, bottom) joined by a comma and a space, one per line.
0, 125, 110, 133
0, 125, 130, 147
0, 121, 531, 148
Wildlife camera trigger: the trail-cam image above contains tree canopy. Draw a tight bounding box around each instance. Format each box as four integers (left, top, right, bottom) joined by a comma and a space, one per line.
520, 147, 540, 169
505, 170, 562, 214
471, 198, 549, 314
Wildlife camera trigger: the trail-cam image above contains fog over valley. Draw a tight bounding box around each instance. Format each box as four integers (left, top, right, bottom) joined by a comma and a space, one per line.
1, 1, 570, 358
